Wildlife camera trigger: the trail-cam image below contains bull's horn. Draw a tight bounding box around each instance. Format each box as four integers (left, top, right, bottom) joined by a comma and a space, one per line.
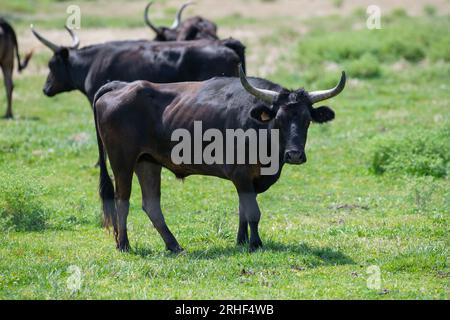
171, 1, 195, 29
64, 26, 80, 49
144, 2, 163, 34
308, 71, 346, 104
239, 64, 278, 104
30, 24, 60, 52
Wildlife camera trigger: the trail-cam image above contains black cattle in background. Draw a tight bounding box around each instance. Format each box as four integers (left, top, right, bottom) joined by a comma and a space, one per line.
31, 26, 244, 106
0, 18, 33, 118
144, 1, 218, 41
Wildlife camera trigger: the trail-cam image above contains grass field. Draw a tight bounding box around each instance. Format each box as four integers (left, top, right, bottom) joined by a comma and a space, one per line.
0, 1, 449, 299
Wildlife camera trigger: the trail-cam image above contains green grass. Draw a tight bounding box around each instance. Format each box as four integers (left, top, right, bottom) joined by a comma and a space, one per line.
0, 9, 449, 299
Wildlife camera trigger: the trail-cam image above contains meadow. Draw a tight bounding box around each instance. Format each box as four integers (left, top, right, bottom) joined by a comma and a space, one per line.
0, 0, 449, 299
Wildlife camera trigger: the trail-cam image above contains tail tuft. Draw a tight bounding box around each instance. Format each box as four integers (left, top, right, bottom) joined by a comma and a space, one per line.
18, 49, 34, 72
92, 83, 123, 233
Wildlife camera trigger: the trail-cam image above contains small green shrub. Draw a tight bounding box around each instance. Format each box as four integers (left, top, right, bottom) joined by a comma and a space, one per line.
423, 5, 437, 16
382, 35, 426, 62
428, 37, 450, 62
390, 8, 408, 18
370, 126, 450, 178
332, 0, 344, 8
346, 53, 381, 78
0, 172, 50, 231
296, 15, 447, 66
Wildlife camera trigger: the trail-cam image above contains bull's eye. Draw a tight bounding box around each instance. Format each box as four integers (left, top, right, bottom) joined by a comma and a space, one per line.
260, 111, 271, 122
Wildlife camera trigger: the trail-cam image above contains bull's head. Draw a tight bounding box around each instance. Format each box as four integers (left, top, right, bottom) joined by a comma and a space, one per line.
239, 65, 346, 165
145, 1, 216, 41
31, 25, 80, 97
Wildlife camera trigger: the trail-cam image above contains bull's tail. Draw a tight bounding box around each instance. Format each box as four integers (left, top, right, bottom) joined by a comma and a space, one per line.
92, 82, 126, 235
0, 19, 33, 72
222, 38, 246, 74
17, 49, 33, 73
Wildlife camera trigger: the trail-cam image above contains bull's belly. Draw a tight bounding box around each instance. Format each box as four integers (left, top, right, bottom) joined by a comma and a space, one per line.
165, 163, 230, 180
140, 150, 230, 180
139, 147, 272, 190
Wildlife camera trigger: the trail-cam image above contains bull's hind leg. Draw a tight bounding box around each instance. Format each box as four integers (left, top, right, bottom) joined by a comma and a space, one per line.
1, 63, 14, 119
135, 160, 183, 253
114, 171, 133, 252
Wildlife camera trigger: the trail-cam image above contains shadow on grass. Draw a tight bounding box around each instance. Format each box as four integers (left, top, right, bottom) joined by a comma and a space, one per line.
265, 240, 354, 265
132, 240, 354, 267
1, 115, 41, 121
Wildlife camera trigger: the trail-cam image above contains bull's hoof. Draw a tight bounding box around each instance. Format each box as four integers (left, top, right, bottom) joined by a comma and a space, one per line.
236, 232, 249, 245
117, 242, 131, 252
249, 240, 263, 253
236, 238, 249, 246
167, 244, 184, 254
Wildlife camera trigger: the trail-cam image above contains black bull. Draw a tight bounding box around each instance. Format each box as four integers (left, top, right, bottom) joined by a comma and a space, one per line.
144, 1, 218, 41
93, 66, 346, 252
31, 27, 245, 104
0, 18, 33, 118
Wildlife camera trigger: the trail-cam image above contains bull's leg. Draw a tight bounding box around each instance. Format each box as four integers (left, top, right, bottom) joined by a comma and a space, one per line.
236, 209, 249, 245
235, 184, 263, 252
135, 161, 183, 253
1, 64, 14, 119
114, 172, 133, 252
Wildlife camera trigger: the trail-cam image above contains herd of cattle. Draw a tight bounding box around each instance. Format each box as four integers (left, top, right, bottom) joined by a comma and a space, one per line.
0, 2, 346, 253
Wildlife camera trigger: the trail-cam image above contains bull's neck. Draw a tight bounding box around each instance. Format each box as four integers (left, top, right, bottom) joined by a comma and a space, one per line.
67, 50, 92, 97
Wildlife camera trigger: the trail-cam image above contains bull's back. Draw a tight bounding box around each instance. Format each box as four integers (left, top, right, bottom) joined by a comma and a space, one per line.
86, 41, 240, 98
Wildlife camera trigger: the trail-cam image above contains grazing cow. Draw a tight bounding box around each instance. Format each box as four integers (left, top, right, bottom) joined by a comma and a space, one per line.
0, 18, 33, 118
144, 1, 218, 41
93, 65, 346, 252
31, 26, 244, 105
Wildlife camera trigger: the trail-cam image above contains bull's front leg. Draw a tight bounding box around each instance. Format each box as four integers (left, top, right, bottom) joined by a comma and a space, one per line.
235, 184, 263, 252
236, 212, 249, 245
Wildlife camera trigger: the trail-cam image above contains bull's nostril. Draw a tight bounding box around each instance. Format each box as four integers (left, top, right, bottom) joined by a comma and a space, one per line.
300, 153, 307, 163
285, 151, 306, 164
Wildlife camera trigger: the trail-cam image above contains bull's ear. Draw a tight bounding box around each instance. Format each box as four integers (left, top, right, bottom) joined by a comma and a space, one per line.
311, 106, 335, 123
58, 48, 69, 61
250, 105, 275, 123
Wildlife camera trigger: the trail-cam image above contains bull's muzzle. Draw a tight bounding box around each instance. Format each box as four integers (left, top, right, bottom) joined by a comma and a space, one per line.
43, 87, 55, 97
284, 150, 307, 165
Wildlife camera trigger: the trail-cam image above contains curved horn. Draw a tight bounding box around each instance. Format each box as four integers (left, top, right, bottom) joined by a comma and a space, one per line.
65, 26, 80, 49
30, 24, 60, 52
239, 64, 278, 104
144, 1, 162, 34
171, 1, 195, 29
308, 71, 346, 104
